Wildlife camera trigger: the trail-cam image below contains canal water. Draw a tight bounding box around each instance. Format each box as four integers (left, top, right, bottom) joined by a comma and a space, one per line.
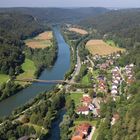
0, 26, 70, 117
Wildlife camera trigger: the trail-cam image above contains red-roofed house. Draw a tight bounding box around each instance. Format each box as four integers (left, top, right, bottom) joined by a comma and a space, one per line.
71, 123, 91, 140
77, 106, 89, 115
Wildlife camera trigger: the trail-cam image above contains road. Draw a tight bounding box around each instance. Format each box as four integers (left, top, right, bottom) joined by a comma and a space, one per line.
87, 56, 94, 68
65, 45, 81, 91
87, 127, 96, 140
70, 48, 81, 83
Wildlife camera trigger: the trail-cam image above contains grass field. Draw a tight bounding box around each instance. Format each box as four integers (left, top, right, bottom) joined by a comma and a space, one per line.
81, 74, 90, 85
106, 40, 119, 48
26, 123, 48, 134
0, 74, 9, 85
68, 27, 88, 35
25, 31, 53, 49
70, 92, 83, 106
86, 39, 125, 56
16, 59, 36, 80
74, 120, 97, 126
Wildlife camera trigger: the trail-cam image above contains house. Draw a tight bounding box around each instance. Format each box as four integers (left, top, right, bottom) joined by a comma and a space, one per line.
111, 89, 118, 95
88, 104, 95, 111
77, 106, 89, 115
71, 123, 91, 140
113, 80, 119, 85
81, 95, 92, 106
100, 63, 109, 70
112, 85, 117, 90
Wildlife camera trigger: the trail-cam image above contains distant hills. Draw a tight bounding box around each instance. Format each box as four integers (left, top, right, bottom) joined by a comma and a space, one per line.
0, 7, 109, 23
81, 8, 140, 48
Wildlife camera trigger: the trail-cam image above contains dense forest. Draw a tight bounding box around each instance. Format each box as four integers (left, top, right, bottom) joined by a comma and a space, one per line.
0, 12, 43, 76
0, 7, 109, 23
81, 8, 140, 48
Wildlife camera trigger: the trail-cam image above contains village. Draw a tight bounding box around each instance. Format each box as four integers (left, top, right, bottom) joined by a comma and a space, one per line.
68, 52, 135, 140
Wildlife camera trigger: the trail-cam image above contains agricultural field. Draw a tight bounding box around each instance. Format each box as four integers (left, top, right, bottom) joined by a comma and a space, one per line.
25, 31, 53, 49
68, 27, 88, 35
86, 39, 125, 56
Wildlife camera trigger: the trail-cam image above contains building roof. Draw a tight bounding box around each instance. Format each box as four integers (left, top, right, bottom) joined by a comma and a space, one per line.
77, 106, 89, 112
81, 96, 92, 104
71, 136, 83, 140
75, 123, 91, 134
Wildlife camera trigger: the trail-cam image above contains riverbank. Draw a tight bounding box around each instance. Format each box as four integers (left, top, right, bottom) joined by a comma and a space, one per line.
0, 26, 70, 117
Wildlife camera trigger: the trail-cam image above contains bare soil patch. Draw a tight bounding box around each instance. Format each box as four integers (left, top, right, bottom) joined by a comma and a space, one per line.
25, 31, 53, 49
68, 27, 88, 35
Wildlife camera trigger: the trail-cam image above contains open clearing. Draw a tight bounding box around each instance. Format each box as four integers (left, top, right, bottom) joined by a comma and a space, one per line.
70, 92, 83, 106
25, 31, 53, 49
86, 39, 125, 56
68, 27, 88, 35
16, 59, 36, 80
0, 74, 9, 85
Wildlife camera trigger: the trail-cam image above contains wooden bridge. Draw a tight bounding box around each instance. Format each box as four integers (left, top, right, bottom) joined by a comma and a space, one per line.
15, 78, 71, 84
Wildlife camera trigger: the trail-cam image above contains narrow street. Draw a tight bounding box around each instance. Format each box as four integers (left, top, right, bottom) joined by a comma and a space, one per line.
87, 127, 96, 140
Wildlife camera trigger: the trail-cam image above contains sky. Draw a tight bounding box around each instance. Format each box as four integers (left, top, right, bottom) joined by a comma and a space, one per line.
0, 0, 140, 8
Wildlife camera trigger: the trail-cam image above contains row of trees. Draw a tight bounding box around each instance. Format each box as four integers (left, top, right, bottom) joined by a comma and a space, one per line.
0, 80, 22, 101
0, 90, 66, 140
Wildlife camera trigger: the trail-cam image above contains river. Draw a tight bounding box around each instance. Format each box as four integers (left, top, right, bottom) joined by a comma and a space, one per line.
0, 26, 70, 117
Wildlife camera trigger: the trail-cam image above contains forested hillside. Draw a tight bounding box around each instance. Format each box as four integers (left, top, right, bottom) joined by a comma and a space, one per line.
0, 12, 43, 76
0, 12, 43, 44
0, 7, 109, 23
81, 9, 140, 48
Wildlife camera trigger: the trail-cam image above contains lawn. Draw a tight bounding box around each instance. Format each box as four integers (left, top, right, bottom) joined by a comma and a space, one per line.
81, 74, 90, 85
86, 39, 125, 56
16, 58, 36, 80
0, 74, 9, 85
70, 92, 83, 106
25, 31, 53, 49
74, 120, 97, 126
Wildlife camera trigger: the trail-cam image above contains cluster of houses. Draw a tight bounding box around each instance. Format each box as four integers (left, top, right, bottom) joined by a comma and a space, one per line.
76, 94, 100, 117
97, 59, 114, 71
111, 67, 122, 96
93, 53, 121, 71
124, 64, 135, 85
71, 123, 92, 140
97, 76, 108, 93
